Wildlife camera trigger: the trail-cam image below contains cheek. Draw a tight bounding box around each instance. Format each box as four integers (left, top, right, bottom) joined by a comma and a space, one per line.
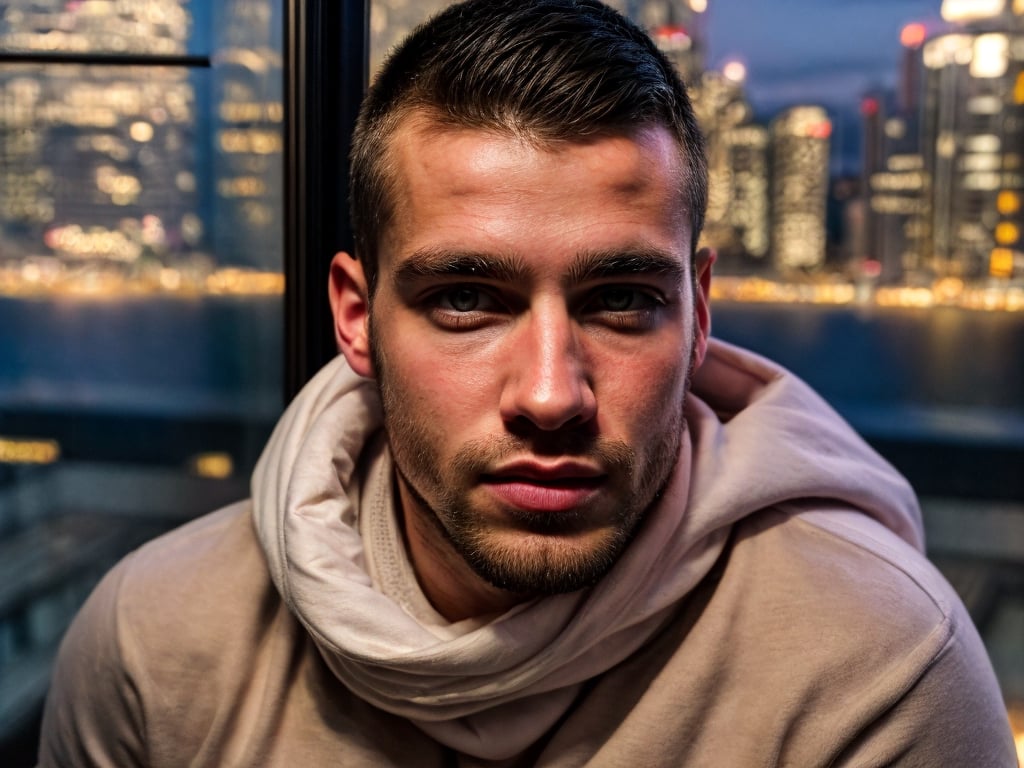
383, 335, 497, 427
594, 348, 689, 437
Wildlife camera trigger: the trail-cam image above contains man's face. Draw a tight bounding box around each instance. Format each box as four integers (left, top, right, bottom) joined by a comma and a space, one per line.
333, 113, 711, 614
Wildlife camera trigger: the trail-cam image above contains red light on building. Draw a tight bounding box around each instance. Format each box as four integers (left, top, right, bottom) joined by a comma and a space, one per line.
654, 25, 690, 44
900, 23, 927, 49
861, 97, 880, 117
862, 259, 883, 279
807, 121, 832, 139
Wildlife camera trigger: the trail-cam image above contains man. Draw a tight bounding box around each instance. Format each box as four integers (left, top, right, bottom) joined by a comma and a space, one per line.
40, 1, 1016, 765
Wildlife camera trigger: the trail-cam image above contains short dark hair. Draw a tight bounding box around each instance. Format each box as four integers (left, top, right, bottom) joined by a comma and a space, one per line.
349, 0, 708, 294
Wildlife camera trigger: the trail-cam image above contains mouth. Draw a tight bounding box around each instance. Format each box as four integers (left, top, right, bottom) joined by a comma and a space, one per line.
481, 461, 606, 513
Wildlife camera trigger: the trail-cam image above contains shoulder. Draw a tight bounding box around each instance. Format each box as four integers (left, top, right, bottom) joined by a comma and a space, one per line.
719, 505, 977, 681
567, 505, 1016, 765
78, 500, 280, 657
40, 501, 300, 766
114, 500, 271, 613
94, 499, 291, 690
732, 506, 953, 627
718, 506, 1017, 763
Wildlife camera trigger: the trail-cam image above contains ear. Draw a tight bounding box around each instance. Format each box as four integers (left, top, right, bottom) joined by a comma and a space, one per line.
690, 247, 715, 372
328, 252, 374, 378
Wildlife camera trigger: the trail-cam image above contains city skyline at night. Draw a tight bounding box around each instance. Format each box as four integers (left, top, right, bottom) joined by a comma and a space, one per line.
1, 0, 1023, 308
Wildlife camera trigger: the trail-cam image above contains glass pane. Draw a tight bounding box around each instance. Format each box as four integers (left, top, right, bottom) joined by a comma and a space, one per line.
0, 0, 209, 57
0, 0, 283, 752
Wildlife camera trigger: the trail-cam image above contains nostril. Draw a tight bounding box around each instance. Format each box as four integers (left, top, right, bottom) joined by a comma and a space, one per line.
504, 415, 599, 452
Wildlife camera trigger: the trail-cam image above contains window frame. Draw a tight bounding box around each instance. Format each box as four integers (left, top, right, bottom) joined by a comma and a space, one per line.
283, 0, 367, 399
0, 2, 368, 758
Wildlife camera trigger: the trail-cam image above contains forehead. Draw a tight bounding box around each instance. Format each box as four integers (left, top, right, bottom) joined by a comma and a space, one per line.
378, 112, 691, 269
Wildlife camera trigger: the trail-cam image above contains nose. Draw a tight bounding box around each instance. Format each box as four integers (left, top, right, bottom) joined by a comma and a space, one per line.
499, 302, 597, 432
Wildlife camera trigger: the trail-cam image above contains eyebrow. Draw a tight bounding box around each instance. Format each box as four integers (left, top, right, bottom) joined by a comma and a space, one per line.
392, 244, 688, 289
393, 248, 527, 287
566, 247, 688, 286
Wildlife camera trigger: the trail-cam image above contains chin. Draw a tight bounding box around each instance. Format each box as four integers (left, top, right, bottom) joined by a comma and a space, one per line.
458, 520, 639, 595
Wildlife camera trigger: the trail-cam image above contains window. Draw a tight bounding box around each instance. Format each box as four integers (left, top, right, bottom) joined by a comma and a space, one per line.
0, 0, 286, 752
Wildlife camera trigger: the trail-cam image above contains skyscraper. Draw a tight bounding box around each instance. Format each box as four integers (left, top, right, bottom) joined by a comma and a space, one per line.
0, 1, 198, 271
859, 24, 928, 284
770, 106, 832, 273
722, 122, 770, 263
636, 0, 707, 87
693, 69, 751, 252
920, 7, 1024, 281
210, 0, 284, 271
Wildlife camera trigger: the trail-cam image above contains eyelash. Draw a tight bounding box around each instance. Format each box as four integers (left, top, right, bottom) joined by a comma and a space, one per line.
424, 285, 503, 330
586, 288, 664, 332
422, 284, 666, 331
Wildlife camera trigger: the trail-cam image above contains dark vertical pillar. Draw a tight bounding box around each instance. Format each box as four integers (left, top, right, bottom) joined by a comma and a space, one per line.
284, 0, 367, 400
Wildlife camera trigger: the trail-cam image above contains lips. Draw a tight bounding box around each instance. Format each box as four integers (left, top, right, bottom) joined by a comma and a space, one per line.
481, 462, 605, 513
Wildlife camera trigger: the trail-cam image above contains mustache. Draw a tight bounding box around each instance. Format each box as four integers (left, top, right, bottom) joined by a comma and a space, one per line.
449, 433, 636, 478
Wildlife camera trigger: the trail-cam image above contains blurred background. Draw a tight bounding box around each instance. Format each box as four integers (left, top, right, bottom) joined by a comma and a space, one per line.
1, 0, 1021, 763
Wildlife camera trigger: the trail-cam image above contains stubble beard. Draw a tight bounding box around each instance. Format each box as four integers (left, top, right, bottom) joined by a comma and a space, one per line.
369, 325, 688, 597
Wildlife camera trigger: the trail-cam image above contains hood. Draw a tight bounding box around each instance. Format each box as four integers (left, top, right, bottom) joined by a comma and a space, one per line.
687, 339, 922, 551
251, 337, 921, 760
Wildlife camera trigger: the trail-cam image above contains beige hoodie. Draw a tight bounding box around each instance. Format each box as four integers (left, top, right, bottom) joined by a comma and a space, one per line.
39, 340, 1017, 766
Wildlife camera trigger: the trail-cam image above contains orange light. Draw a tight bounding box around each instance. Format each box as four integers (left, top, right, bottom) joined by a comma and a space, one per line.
996, 222, 1020, 245
998, 190, 1021, 214
190, 452, 234, 479
0, 437, 60, 465
990, 247, 1015, 277
901, 23, 927, 49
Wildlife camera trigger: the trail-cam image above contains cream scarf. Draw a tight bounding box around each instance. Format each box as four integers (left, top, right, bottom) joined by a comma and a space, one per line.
251, 339, 921, 760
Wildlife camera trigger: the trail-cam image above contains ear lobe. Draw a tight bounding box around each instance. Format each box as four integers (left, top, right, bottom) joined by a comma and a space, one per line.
328, 252, 375, 378
690, 247, 715, 372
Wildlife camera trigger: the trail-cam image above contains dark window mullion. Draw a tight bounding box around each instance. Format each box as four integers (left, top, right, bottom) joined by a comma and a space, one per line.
0, 52, 210, 67
283, 0, 367, 400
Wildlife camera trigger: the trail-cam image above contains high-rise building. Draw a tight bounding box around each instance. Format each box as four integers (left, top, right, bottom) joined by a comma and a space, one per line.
694, 72, 748, 234
687, 65, 770, 269
859, 23, 928, 284
770, 106, 832, 273
0, 1, 286, 275
919, 5, 1024, 280
720, 122, 770, 262
635, 0, 708, 87
210, 0, 284, 270
0, 1, 198, 270
899, 22, 927, 114
642, 3, 769, 270
860, 92, 886, 266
